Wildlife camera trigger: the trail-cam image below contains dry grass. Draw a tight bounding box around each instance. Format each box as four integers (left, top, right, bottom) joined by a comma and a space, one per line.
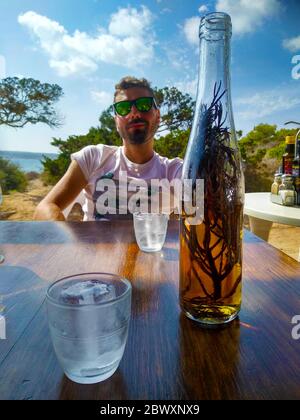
1, 178, 52, 220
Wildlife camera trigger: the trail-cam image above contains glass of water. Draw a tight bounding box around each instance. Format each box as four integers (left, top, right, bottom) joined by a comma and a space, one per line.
133, 212, 169, 253
46, 273, 132, 384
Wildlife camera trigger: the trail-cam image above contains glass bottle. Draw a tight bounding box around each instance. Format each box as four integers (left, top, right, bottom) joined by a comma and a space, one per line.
180, 13, 245, 326
279, 175, 296, 206
292, 132, 300, 205
283, 136, 296, 175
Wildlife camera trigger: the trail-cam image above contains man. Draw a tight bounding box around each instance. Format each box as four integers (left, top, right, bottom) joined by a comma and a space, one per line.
34, 77, 183, 221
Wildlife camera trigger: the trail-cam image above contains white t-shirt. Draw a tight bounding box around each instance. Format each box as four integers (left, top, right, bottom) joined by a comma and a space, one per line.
71, 145, 183, 221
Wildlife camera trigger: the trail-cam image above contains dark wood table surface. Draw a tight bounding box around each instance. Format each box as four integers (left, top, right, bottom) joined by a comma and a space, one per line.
0, 221, 300, 400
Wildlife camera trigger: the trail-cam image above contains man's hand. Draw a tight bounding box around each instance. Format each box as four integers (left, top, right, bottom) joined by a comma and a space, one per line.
34, 160, 87, 221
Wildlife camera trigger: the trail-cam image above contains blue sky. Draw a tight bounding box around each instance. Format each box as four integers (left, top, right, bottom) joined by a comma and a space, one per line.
0, 0, 300, 153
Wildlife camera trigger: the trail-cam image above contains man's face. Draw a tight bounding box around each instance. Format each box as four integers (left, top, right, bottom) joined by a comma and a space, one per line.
114, 87, 160, 146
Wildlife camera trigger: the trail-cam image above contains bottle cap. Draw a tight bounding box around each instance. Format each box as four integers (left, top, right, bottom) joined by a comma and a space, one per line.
286, 136, 296, 144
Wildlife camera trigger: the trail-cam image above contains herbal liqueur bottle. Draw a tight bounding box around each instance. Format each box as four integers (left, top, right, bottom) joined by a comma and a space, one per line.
180, 13, 245, 326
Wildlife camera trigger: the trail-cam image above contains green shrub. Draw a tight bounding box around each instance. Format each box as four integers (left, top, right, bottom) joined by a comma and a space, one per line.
238, 124, 298, 192
26, 171, 40, 181
155, 129, 189, 159
0, 157, 28, 193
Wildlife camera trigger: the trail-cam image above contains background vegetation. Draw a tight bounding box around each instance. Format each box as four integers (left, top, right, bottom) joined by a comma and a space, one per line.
0, 76, 63, 193
0, 157, 28, 193
1, 77, 298, 194
42, 86, 298, 192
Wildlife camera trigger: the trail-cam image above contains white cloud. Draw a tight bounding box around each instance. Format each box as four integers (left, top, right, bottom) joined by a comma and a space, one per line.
183, 16, 200, 46
108, 6, 152, 37
18, 11, 66, 56
18, 10, 65, 37
216, 0, 281, 35
235, 89, 300, 120
18, 7, 155, 77
175, 79, 198, 97
91, 90, 113, 108
199, 5, 209, 14
283, 36, 300, 53
50, 56, 98, 77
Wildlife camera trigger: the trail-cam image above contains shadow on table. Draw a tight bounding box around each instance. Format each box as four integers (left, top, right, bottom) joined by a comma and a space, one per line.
0, 265, 47, 296
0, 222, 72, 245
161, 247, 178, 261
0, 266, 47, 361
58, 370, 130, 400
0, 221, 137, 245
178, 314, 241, 400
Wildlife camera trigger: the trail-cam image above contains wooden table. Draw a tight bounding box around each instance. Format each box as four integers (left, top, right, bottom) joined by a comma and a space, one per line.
0, 221, 300, 400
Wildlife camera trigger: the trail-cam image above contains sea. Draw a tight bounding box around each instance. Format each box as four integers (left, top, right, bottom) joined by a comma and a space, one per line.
0, 150, 58, 173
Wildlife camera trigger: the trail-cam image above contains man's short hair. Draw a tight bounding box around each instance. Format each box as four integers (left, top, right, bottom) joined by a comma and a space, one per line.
114, 76, 155, 102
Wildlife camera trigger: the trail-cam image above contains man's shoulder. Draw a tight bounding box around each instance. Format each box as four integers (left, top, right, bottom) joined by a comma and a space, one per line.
155, 153, 183, 180
79, 144, 120, 160
99, 144, 120, 156
155, 152, 183, 168
72, 144, 120, 171
85, 144, 119, 153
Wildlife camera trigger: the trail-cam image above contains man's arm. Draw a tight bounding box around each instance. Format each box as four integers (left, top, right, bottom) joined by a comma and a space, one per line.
34, 160, 88, 221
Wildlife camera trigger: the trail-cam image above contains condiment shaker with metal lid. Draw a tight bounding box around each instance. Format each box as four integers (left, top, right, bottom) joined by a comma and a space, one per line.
271, 173, 282, 195
279, 174, 296, 206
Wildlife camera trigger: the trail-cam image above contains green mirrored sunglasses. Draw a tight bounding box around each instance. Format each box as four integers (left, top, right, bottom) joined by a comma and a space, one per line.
113, 97, 157, 117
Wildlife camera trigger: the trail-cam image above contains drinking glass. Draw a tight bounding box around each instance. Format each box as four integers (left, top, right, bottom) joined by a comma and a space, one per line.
133, 212, 169, 252
46, 273, 132, 384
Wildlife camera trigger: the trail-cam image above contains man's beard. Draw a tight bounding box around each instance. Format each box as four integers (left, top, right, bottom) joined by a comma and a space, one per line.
126, 119, 151, 145
121, 118, 159, 145
128, 127, 148, 145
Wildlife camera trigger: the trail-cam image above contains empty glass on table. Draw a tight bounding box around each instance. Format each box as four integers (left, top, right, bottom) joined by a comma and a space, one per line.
133, 212, 169, 253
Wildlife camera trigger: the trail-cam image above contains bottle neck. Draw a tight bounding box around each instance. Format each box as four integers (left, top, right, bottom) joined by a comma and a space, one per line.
195, 29, 236, 145
198, 34, 230, 102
